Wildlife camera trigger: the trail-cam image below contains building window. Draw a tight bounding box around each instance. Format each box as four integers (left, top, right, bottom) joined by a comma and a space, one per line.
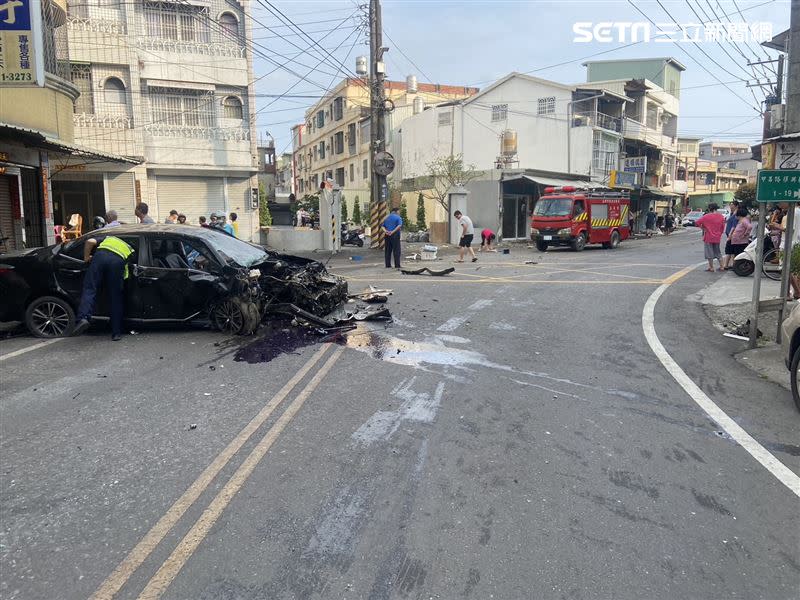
104, 77, 126, 104
71, 63, 93, 114
145, 2, 210, 42
335, 167, 345, 187
362, 158, 368, 180
359, 119, 370, 144
347, 123, 357, 153
438, 111, 452, 126
222, 96, 243, 119
491, 103, 508, 122
349, 163, 354, 182
316, 110, 325, 129
537, 96, 555, 115
219, 12, 239, 40
333, 96, 344, 121
592, 132, 618, 177
334, 131, 344, 155
149, 87, 214, 127
728, 162, 737, 169
318, 141, 326, 159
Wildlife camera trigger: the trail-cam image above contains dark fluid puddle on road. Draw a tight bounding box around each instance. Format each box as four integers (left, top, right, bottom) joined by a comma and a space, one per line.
233, 319, 338, 364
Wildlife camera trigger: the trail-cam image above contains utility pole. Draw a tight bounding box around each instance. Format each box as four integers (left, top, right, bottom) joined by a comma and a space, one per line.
369, 0, 388, 249
749, 2, 796, 348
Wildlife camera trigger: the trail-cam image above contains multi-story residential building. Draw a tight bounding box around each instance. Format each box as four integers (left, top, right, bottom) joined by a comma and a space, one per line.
394, 60, 684, 239
699, 141, 760, 182
1, 0, 136, 249
293, 77, 478, 216
275, 152, 293, 198
256, 140, 276, 199
49, 0, 259, 239
582, 58, 685, 215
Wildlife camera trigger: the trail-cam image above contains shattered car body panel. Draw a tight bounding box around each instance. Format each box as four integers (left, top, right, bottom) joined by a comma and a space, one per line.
0, 224, 356, 337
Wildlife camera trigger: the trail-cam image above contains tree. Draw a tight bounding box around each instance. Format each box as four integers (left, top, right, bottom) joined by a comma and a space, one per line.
352, 195, 362, 225
416, 193, 427, 231
735, 182, 756, 210
258, 182, 272, 227
424, 154, 478, 214
341, 195, 348, 224
399, 200, 413, 232
299, 193, 319, 214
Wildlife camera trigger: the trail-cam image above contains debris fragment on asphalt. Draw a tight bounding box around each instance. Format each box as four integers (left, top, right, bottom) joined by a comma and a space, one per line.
189, 424, 197, 430
400, 267, 455, 276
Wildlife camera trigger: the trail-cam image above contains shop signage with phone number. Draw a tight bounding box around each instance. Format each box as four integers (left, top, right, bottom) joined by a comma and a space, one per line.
0, 0, 42, 86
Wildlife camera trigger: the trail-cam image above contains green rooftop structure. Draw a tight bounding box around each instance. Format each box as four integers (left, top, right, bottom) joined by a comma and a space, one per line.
583, 58, 686, 98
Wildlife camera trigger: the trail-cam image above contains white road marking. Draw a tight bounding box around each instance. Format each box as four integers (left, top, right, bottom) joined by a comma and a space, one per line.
0, 338, 63, 361
642, 265, 800, 498
436, 298, 494, 332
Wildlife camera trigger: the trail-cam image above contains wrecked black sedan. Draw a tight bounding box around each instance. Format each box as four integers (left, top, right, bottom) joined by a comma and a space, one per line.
0, 224, 348, 337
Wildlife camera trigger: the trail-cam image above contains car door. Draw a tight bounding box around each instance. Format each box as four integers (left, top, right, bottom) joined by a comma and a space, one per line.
132, 235, 223, 322
53, 234, 142, 319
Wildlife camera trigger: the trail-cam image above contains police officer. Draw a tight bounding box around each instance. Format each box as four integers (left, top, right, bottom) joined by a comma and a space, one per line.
73, 235, 135, 341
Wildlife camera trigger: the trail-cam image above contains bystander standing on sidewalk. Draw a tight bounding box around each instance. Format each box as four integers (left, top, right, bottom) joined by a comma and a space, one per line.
453, 211, 477, 263
696, 202, 726, 272
720, 200, 740, 270
645, 207, 657, 238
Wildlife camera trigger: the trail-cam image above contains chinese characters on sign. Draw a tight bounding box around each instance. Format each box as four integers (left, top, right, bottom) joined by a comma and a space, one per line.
623, 156, 647, 174
573, 21, 773, 44
756, 170, 800, 203
0, 0, 41, 85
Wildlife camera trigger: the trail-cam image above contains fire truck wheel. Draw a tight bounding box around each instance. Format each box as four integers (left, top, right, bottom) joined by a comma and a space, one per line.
571, 233, 587, 252
535, 240, 549, 252
604, 230, 621, 249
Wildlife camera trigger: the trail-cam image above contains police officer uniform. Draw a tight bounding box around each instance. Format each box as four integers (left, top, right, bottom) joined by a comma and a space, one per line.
74, 236, 134, 341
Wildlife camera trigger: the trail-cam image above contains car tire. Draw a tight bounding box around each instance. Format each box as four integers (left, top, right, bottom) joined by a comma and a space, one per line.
25, 296, 75, 338
733, 259, 755, 277
571, 233, 587, 252
791, 347, 800, 413
240, 300, 261, 335
211, 298, 248, 335
535, 240, 548, 252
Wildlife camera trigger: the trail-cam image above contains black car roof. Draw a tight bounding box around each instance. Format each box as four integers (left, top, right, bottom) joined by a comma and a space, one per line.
74, 224, 238, 243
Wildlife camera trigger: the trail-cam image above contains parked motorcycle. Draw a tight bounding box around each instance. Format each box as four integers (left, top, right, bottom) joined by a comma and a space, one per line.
733, 235, 780, 278
341, 227, 365, 247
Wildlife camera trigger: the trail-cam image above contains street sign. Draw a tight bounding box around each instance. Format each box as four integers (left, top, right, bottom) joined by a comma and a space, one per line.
373, 151, 395, 176
756, 169, 800, 203
777, 141, 799, 170
0, 0, 45, 87
623, 156, 647, 174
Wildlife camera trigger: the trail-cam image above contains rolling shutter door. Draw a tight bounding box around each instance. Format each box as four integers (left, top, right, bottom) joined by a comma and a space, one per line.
107, 172, 136, 224
156, 176, 224, 224
226, 177, 252, 240
0, 175, 16, 251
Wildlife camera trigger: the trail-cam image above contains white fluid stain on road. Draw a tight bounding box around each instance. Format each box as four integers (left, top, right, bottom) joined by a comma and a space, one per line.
351, 378, 445, 446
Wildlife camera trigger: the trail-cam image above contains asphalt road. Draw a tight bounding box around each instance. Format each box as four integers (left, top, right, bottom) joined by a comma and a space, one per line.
1, 230, 798, 600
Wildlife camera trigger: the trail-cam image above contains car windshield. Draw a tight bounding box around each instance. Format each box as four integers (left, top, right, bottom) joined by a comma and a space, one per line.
204, 229, 268, 267
534, 198, 573, 217
688, 212, 703, 218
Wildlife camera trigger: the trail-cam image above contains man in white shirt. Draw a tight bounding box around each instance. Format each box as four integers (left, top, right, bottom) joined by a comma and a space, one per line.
454, 210, 477, 263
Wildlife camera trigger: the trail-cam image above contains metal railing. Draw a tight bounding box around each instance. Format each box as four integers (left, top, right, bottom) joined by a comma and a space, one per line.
572, 111, 622, 133
137, 38, 246, 58
73, 114, 133, 129
143, 124, 250, 141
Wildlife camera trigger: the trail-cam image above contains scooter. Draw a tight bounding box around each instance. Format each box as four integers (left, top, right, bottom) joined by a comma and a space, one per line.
341, 227, 365, 247
732, 235, 778, 277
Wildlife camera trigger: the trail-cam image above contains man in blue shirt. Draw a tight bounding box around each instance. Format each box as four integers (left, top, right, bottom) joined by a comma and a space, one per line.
382, 206, 403, 269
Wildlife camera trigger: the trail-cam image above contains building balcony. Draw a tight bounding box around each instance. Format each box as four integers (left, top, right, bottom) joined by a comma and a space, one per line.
623, 118, 677, 151
572, 111, 622, 134
73, 114, 143, 157
137, 37, 245, 58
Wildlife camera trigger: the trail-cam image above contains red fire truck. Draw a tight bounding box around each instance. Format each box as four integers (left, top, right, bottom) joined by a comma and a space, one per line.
530, 186, 631, 252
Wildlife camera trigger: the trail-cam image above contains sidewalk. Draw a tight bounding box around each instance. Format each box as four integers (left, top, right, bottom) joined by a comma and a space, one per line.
691, 272, 791, 390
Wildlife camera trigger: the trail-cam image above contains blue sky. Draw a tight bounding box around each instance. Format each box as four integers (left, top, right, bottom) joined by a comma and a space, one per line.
251, 0, 791, 153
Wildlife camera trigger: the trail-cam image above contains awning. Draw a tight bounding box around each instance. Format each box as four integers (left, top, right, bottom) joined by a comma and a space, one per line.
0, 123, 140, 164
502, 174, 591, 188
639, 186, 679, 198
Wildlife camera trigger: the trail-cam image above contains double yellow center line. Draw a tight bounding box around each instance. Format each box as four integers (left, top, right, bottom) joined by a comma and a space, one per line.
91, 343, 344, 600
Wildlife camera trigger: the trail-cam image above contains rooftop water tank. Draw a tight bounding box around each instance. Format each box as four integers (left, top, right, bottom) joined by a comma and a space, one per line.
413, 96, 425, 114
406, 74, 418, 93
501, 130, 518, 157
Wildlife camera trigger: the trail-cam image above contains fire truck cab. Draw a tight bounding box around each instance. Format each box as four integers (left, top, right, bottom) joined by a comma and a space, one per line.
530, 186, 630, 252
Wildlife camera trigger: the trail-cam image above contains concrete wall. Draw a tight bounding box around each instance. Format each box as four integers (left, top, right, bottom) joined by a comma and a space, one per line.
263, 226, 324, 253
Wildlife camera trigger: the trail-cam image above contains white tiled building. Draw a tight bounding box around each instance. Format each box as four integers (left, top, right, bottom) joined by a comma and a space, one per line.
53, 0, 259, 240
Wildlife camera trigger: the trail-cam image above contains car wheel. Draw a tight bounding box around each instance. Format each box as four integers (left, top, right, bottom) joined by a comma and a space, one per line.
571, 233, 587, 252
25, 296, 75, 338
733, 259, 755, 277
240, 300, 261, 335
791, 347, 800, 413
535, 240, 548, 252
211, 298, 247, 334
